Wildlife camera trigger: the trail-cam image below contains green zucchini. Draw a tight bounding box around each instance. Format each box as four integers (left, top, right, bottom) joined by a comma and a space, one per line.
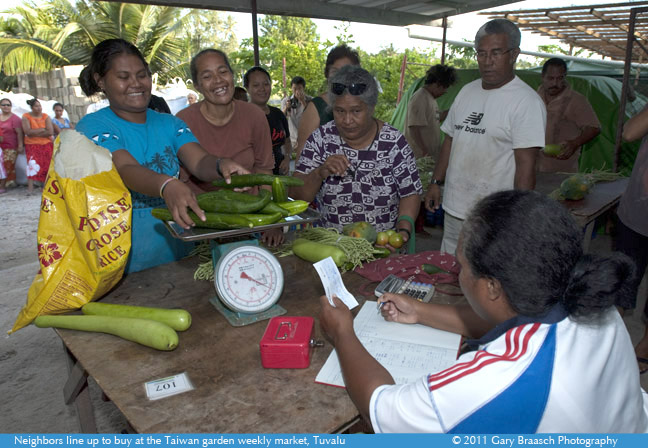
34, 315, 179, 351
152, 208, 253, 229
259, 201, 290, 217
238, 212, 283, 226
196, 189, 271, 213
276, 200, 309, 216
422, 263, 449, 275
272, 177, 288, 203
82, 302, 191, 331
373, 247, 391, 258
212, 174, 304, 188
292, 238, 348, 267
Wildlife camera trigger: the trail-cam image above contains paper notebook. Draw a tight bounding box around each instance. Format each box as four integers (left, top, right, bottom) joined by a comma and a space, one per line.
315, 301, 462, 388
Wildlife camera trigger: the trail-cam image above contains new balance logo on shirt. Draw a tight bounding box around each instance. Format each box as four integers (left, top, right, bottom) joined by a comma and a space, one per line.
463, 113, 484, 125
454, 112, 486, 134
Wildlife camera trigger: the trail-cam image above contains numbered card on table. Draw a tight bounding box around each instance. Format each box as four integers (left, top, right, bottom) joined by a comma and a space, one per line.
145, 372, 193, 401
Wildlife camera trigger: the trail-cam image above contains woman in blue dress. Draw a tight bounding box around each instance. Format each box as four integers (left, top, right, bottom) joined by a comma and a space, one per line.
76, 39, 248, 273
52, 103, 73, 138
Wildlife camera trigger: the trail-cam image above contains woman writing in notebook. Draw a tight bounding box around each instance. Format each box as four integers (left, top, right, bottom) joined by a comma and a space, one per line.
319, 189, 648, 433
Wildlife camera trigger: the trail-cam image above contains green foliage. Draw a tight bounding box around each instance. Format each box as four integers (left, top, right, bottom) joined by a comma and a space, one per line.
230, 16, 326, 97
0, 1, 210, 84
363, 46, 436, 122
333, 21, 355, 46
445, 43, 478, 69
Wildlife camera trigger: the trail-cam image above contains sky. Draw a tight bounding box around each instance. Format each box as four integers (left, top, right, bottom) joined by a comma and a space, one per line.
1, 0, 635, 58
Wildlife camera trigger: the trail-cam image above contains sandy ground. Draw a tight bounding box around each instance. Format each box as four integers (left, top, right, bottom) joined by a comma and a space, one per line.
1, 183, 646, 433
0, 185, 127, 433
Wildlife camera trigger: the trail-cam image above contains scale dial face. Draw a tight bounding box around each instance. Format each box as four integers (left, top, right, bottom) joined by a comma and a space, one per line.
214, 245, 284, 314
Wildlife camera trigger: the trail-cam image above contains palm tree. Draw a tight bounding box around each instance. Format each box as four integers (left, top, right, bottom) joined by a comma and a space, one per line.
0, 5, 70, 74
0, 0, 191, 82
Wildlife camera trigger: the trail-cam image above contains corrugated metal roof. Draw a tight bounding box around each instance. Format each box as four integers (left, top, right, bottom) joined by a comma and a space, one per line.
121, 0, 521, 27
482, 1, 648, 62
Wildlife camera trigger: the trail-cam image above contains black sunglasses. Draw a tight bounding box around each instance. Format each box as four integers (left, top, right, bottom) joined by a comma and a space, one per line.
331, 82, 368, 96
0, 103, 10, 106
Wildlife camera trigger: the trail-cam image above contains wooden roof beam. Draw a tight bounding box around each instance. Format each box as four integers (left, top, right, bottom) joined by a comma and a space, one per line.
484, 1, 648, 16
545, 11, 627, 53
590, 8, 648, 44
502, 13, 618, 59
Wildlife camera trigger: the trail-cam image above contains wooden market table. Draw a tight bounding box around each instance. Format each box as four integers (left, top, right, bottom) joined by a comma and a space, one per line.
57, 254, 386, 434
535, 172, 629, 250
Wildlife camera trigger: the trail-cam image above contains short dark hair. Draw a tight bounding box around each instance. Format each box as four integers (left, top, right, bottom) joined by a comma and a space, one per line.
79, 39, 150, 97
461, 190, 636, 320
190, 49, 232, 85
233, 86, 248, 101
424, 64, 457, 88
243, 66, 271, 88
0, 98, 12, 106
53, 102, 64, 110
475, 19, 521, 49
542, 57, 568, 75
26, 97, 40, 108
325, 44, 360, 79
291, 76, 306, 87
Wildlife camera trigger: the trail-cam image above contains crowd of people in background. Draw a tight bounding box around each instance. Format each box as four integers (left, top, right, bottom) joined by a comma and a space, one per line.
2, 16, 647, 433
0, 97, 74, 194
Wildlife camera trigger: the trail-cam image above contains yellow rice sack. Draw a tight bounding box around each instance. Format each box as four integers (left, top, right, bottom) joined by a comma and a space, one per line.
10, 130, 132, 333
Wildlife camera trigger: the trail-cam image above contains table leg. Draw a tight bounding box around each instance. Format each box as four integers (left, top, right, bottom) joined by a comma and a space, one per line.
62, 343, 98, 433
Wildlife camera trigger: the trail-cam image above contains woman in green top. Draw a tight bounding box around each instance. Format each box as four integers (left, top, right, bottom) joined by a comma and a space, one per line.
295, 45, 360, 160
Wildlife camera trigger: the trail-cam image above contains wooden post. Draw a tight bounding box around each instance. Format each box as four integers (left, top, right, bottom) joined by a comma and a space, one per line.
251, 0, 260, 66
283, 57, 287, 90
615, 8, 640, 172
397, 53, 408, 105
441, 17, 448, 65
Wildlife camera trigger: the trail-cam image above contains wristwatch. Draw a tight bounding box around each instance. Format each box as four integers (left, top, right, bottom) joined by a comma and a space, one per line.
430, 178, 443, 186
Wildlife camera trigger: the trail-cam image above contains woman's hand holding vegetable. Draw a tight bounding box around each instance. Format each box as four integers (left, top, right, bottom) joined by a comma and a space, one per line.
379, 293, 420, 324
318, 295, 355, 345
178, 143, 250, 191
219, 158, 250, 183
161, 179, 205, 229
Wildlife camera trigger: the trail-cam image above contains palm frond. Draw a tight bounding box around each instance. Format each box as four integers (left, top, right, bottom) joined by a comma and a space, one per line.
0, 37, 69, 74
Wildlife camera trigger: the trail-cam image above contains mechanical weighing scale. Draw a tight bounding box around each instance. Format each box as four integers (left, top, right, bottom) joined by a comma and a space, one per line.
162, 206, 321, 326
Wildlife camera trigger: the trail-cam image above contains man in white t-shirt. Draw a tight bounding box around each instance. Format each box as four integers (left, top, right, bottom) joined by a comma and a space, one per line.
403, 64, 457, 160
424, 19, 546, 255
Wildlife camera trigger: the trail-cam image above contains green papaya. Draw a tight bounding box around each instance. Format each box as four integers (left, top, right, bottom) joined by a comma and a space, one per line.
342, 221, 377, 244
559, 174, 594, 200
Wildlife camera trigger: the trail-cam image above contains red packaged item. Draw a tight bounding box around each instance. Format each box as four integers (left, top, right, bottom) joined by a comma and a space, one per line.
260, 316, 315, 369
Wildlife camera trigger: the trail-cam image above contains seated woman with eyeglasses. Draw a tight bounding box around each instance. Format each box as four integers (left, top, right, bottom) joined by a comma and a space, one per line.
320, 189, 648, 433
292, 65, 422, 240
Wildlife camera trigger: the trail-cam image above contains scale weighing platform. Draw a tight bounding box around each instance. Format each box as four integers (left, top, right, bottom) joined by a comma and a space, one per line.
162, 206, 320, 326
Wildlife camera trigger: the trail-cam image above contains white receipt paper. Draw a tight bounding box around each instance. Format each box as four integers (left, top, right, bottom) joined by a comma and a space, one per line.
313, 257, 359, 310
316, 301, 461, 387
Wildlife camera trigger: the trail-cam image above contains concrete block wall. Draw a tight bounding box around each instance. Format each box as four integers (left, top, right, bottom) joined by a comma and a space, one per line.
15, 65, 93, 124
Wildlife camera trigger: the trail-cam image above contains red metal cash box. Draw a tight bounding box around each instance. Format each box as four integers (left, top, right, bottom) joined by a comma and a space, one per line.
260, 316, 315, 369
